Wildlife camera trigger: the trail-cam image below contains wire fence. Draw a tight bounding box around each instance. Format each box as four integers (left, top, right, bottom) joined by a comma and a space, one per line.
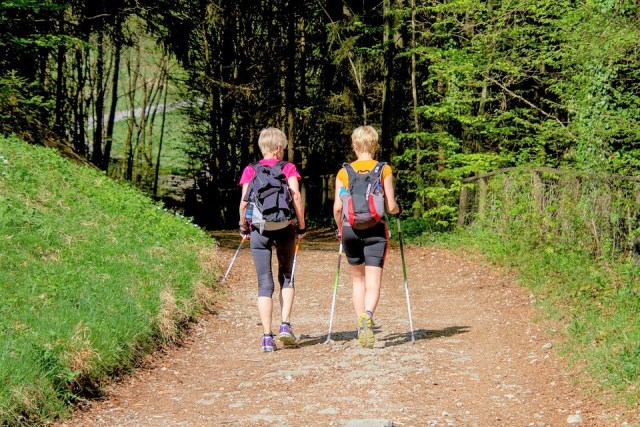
458, 167, 640, 260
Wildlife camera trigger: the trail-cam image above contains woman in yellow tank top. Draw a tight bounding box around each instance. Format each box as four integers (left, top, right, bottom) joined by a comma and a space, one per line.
333, 125, 402, 348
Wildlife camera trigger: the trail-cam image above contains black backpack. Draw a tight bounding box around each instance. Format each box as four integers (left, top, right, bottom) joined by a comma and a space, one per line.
244, 160, 294, 232
339, 162, 386, 230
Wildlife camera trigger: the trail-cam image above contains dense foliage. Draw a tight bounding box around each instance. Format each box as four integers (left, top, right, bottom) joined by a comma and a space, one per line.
1, 0, 638, 228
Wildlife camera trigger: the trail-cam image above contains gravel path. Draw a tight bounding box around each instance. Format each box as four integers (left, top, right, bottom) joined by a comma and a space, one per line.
57, 231, 637, 426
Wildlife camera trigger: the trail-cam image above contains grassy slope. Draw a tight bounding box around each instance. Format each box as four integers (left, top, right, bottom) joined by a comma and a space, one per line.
0, 135, 220, 424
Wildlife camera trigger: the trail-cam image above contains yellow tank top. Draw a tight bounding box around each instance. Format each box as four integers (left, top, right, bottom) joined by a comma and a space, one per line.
336, 160, 392, 189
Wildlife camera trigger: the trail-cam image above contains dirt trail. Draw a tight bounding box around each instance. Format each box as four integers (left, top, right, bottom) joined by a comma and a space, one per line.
58, 231, 636, 426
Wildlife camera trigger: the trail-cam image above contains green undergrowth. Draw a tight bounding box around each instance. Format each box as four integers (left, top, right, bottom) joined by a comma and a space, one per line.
412, 226, 640, 406
109, 109, 190, 176
0, 135, 220, 425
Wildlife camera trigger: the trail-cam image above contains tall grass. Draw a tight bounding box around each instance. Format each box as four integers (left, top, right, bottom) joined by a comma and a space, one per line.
418, 169, 640, 405
0, 135, 220, 424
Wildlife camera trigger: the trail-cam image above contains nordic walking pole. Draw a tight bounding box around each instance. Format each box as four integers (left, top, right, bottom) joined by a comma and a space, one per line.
221, 235, 246, 283
325, 242, 343, 344
290, 238, 301, 285
396, 217, 416, 343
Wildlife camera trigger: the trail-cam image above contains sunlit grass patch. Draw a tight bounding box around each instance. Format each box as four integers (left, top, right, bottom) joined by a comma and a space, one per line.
0, 135, 220, 424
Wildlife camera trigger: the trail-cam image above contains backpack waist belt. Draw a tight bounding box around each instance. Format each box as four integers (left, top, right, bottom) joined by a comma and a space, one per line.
253, 220, 291, 232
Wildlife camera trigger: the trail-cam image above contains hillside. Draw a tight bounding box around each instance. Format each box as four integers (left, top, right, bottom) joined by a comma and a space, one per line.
0, 135, 220, 424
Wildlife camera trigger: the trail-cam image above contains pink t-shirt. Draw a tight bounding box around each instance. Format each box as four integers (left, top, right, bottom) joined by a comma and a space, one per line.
239, 158, 301, 185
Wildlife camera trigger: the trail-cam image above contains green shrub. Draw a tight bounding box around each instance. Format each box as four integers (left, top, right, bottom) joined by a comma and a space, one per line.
398, 217, 436, 238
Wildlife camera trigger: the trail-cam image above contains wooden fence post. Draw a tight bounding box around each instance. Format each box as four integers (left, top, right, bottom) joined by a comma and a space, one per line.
458, 184, 470, 226
478, 177, 488, 220
532, 170, 543, 213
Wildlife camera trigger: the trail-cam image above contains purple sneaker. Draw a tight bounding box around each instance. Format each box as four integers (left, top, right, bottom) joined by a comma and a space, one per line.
261, 334, 275, 352
277, 323, 297, 347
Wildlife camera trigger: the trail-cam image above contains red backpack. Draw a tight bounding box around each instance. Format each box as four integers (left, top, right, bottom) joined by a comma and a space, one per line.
339, 162, 386, 229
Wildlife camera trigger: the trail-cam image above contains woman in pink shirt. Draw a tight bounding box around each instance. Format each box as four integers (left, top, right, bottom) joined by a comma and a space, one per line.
238, 128, 306, 352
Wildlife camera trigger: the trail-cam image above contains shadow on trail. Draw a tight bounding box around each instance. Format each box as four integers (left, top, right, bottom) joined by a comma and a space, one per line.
296, 324, 385, 347
382, 326, 471, 347
295, 330, 359, 347
294, 325, 470, 348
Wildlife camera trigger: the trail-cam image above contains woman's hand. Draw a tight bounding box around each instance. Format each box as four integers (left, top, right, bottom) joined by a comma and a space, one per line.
296, 227, 307, 240
239, 222, 251, 238
390, 204, 403, 217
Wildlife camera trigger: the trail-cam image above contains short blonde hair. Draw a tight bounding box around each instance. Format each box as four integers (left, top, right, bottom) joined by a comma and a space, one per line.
258, 127, 288, 155
351, 125, 379, 155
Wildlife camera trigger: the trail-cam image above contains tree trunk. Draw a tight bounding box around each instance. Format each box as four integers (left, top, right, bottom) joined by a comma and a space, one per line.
72, 48, 87, 156
54, 43, 66, 138
91, 32, 105, 166
104, 26, 122, 171
297, 11, 308, 208
124, 43, 141, 181
154, 77, 169, 196
341, 5, 367, 123
411, 0, 419, 144
381, 0, 395, 157
286, 0, 296, 163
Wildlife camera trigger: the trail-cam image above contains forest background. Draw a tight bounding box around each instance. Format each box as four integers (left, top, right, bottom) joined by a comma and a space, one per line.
1, 0, 640, 422
2, 0, 639, 230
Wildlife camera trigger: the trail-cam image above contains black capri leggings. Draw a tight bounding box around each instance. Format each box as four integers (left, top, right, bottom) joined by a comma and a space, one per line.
250, 225, 296, 297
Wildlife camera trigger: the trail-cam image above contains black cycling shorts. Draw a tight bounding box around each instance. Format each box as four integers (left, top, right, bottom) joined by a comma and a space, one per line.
341, 222, 388, 268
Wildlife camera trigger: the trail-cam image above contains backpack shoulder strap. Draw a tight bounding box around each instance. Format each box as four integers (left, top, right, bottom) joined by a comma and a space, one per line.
244, 162, 262, 202
251, 161, 264, 173
272, 160, 288, 177
343, 162, 357, 181
370, 161, 385, 181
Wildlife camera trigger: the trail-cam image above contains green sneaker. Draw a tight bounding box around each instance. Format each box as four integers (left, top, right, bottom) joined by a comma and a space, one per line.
357, 312, 374, 348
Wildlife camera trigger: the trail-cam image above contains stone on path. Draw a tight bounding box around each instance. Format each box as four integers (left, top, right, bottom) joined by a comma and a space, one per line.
567, 413, 583, 424
344, 420, 394, 427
